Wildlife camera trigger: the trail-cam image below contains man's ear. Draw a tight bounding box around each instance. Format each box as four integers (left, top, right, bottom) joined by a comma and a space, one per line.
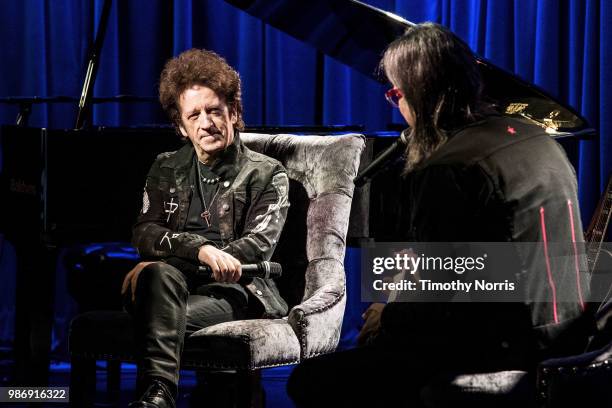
177, 123, 188, 138
230, 108, 238, 125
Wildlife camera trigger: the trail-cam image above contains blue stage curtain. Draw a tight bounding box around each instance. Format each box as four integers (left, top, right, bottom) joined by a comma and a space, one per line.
1, 0, 609, 217
0, 0, 610, 349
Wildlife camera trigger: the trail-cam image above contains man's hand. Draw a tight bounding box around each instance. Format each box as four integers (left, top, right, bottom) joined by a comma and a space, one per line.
121, 261, 156, 302
357, 303, 386, 346
198, 245, 242, 283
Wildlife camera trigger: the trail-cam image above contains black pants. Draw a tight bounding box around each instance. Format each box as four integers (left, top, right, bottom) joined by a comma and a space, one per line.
287, 345, 430, 408
124, 262, 249, 389
288, 304, 537, 408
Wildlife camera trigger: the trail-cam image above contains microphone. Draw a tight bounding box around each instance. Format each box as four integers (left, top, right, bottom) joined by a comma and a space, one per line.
354, 128, 410, 187
197, 261, 282, 279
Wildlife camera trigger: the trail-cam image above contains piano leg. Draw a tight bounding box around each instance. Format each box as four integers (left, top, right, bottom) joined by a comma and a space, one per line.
12, 243, 57, 385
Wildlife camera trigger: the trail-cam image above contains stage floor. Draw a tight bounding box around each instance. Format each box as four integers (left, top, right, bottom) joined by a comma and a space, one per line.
0, 356, 296, 407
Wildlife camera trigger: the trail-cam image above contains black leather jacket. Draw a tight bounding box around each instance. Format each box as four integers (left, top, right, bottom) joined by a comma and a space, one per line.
381, 116, 591, 369
132, 133, 289, 318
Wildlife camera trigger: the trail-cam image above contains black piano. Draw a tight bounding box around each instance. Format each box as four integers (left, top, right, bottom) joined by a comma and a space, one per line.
0, 0, 595, 385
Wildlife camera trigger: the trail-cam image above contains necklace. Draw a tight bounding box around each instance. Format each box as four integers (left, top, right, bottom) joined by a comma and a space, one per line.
196, 159, 221, 227
198, 160, 220, 184
201, 175, 220, 184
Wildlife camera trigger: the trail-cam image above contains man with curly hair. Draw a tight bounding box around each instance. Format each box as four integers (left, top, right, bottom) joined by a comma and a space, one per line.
122, 49, 289, 408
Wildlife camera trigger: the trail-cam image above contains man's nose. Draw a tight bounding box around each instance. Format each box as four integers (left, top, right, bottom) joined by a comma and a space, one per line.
198, 113, 213, 129
199, 112, 217, 131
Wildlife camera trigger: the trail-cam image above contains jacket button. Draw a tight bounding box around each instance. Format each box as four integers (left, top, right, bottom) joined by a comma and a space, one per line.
222, 204, 230, 211
223, 181, 230, 188
256, 290, 263, 296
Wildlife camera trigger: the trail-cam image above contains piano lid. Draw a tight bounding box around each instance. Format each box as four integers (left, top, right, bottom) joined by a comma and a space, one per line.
225, 0, 593, 136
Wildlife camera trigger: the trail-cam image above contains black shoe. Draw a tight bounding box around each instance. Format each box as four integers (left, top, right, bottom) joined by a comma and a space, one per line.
128, 379, 176, 408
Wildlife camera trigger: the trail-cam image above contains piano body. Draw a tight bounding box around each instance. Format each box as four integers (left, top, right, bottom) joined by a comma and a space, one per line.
0, 0, 595, 385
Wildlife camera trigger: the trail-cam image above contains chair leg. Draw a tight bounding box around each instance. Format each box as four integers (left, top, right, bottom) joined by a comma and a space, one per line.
70, 355, 96, 408
191, 370, 264, 408
192, 370, 235, 407
236, 370, 265, 408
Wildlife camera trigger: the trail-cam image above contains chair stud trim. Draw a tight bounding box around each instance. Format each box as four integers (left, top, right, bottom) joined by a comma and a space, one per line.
302, 285, 346, 318
294, 287, 346, 358
70, 351, 300, 371
183, 358, 301, 371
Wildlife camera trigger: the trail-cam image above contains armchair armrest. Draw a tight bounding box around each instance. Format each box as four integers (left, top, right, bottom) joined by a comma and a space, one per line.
537, 343, 612, 407
288, 259, 346, 358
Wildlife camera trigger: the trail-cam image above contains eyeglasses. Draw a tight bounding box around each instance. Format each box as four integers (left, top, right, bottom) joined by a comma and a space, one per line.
385, 88, 403, 108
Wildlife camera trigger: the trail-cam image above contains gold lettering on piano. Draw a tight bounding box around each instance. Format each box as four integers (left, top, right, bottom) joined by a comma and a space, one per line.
505, 103, 529, 114
542, 109, 561, 130
9, 178, 37, 196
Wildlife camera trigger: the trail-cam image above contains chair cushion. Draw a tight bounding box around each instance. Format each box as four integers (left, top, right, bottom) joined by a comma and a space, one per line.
70, 311, 301, 370
184, 319, 301, 370
420, 370, 535, 408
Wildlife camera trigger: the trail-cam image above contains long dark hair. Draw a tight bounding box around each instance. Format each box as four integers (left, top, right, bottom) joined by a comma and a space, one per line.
381, 23, 488, 172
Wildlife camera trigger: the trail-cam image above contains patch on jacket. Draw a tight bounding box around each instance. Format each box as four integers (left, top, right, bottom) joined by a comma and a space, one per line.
252, 172, 289, 234
156, 151, 176, 160
142, 189, 150, 214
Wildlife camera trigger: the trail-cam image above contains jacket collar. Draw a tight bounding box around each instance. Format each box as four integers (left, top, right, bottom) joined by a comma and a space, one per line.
211, 130, 244, 182
160, 130, 245, 184
161, 141, 194, 170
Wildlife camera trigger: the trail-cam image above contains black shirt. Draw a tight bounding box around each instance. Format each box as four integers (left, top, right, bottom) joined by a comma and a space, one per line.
185, 158, 222, 245
185, 157, 249, 309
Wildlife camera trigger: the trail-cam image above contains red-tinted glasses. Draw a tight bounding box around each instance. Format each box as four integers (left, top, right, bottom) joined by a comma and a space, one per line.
385, 88, 403, 108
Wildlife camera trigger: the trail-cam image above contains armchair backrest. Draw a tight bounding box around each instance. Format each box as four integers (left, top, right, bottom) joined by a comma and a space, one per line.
241, 133, 365, 308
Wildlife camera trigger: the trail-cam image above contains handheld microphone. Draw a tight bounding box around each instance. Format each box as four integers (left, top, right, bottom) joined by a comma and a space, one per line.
197, 261, 282, 279
354, 128, 410, 187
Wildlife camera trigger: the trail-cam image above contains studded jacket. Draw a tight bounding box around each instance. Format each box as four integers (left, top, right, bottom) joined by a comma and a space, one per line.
132, 133, 290, 318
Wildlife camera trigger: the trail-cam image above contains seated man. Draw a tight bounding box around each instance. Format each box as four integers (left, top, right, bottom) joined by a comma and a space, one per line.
288, 23, 591, 407
122, 49, 289, 408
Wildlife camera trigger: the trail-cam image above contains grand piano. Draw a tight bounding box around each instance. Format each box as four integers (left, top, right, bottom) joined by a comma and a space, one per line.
0, 0, 596, 385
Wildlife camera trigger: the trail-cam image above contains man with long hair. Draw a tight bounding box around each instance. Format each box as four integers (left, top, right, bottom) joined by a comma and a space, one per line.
288, 23, 590, 407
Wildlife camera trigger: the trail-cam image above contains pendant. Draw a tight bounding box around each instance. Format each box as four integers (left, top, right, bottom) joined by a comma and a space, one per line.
201, 210, 211, 227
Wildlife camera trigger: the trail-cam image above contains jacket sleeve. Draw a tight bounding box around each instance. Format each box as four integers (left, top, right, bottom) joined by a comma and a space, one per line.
222, 169, 290, 263
131, 160, 215, 262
